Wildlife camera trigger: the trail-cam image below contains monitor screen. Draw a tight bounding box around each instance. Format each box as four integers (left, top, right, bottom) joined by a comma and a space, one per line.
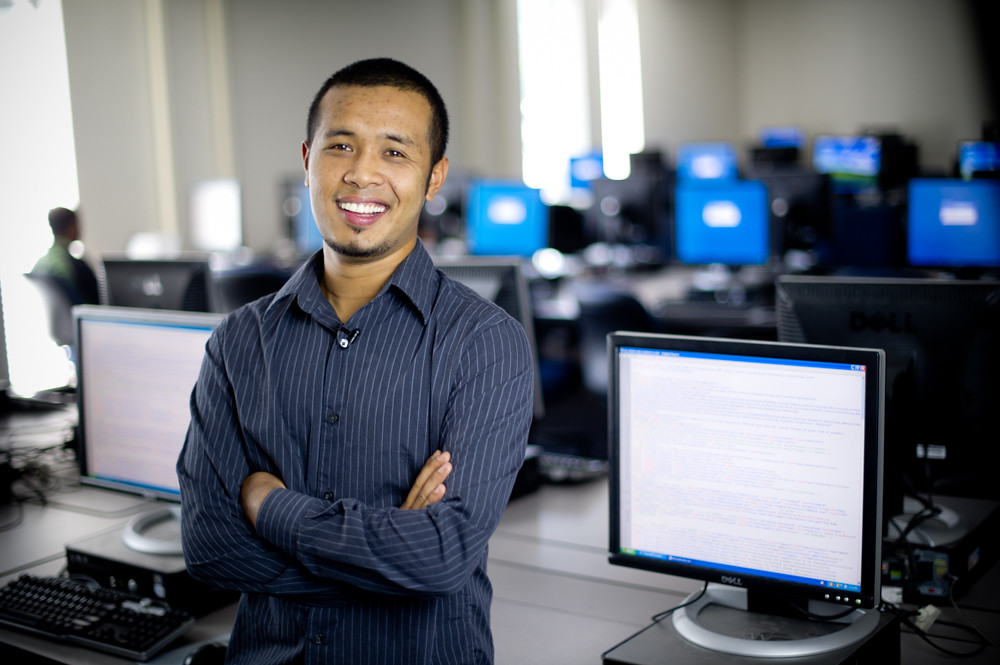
907, 178, 1000, 269
676, 142, 738, 181
812, 135, 881, 191
775, 276, 1000, 508
101, 258, 211, 312
958, 140, 1000, 181
283, 180, 324, 256
465, 180, 548, 257
674, 180, 770, 266
758, 126, 805, 149
433, 256, 544, 420
608, 332, 884, 657
189, 178, 242, 252
75, 306, 222, 500
0, 283, 10, 394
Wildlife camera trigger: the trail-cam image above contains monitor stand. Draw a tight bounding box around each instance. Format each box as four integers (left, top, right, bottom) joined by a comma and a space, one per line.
670, 585, 881, 658
121, 504, 183, 555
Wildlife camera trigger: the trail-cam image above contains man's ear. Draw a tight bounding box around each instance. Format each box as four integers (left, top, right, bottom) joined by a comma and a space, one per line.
425, 156, 449, 201
301, 141, 311, 186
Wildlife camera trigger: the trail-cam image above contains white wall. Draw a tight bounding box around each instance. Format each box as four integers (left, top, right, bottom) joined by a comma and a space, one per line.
63, 0, 522, 257
60, 0, 990, 257
735, 0, 988, 172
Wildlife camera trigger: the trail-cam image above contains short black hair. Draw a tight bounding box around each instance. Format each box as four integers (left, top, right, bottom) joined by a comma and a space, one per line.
305, 58, 450, 166
47, 207, 77, 236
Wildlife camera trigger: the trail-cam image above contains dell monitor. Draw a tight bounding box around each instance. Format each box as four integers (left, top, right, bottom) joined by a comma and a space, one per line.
101, 258, 211, 312
907, 178, 1000, 270
674, 180, 770, 266
608, 332, 885, 657
775, 276, 1000, 512
74, 306, 222, 552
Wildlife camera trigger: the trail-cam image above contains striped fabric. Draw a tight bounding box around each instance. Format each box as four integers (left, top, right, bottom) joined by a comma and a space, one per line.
177, 242, 533, 664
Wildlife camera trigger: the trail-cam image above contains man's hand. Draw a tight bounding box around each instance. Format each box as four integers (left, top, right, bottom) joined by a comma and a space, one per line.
241, 471, 287, 531
401, 450, 452, 510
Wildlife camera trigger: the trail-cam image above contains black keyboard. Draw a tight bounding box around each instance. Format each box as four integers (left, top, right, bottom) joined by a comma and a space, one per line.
0, 574, 195, 661
538, 452, 608, 483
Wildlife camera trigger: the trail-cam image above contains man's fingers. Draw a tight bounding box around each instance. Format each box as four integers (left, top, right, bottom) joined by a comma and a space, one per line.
401, 450, 452, 510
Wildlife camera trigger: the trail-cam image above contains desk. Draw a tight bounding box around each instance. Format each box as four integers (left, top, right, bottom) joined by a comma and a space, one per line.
3, 475, 999, 663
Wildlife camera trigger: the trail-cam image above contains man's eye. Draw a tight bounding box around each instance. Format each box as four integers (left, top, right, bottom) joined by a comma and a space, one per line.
386, 149, 405, 158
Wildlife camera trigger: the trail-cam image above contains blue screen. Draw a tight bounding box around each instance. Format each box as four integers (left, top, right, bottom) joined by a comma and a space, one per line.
288, 183, 324, 254
465, 180, 548, 257
812, 135, 881, 189
674, 180, 770, 265
907, 178, 1000, 268
758, 126, 805, 149
958, 141, 1000, 181
676, 143, 739, 182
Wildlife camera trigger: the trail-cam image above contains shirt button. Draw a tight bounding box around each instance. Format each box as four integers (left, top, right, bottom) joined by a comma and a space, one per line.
313, 633, 326, 645
322, 491, 334, 501
326, 412, 339, 424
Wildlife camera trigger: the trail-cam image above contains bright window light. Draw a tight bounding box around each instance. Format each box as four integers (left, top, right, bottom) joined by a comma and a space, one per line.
598, 0, 644, 180
517, 0, 592, 204
0, 0, 81, 394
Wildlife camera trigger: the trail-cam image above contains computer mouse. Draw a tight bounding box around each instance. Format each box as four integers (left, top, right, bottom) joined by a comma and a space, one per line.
183, 641, 228, 665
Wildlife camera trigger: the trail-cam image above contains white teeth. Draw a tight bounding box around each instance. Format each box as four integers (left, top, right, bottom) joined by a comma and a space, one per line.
339, 201, 386, 215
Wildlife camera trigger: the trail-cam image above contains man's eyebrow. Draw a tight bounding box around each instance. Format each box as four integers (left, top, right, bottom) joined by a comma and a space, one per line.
320, 129, 415, 147
382, 132, 415, 146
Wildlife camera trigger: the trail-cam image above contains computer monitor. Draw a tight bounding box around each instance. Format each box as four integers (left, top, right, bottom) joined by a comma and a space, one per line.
608, 332, 885, 657
812, 135, 881, 192
758, 126, 805, 149
775, 276, 1000, 512
0, 283, 10, 396
464, 180, 548, 257
282, 180, 324, 256
907, 178, 1000, 269
588, 174, 672, 260
74, 305, 222, 502
101, 258, 211, 312
676, 142, 739, 182
957, 140, 1000, 181
674, 180, 770, 266
749, 171, 834, 261
432, 256, 544, 421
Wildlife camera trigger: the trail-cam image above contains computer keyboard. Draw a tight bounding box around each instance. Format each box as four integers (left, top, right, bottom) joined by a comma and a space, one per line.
0, 574, 195, 662
538, 451, 608, 483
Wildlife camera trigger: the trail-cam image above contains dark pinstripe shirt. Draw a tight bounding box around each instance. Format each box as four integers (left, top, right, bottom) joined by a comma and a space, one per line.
177, 242, 533, 664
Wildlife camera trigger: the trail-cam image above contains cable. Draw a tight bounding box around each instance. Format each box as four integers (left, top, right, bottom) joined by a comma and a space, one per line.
946, 575, 997, 648
600, 582, 708, 659
882, 600, 990, 658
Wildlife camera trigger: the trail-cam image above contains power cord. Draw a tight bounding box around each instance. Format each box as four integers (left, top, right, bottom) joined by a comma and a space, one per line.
881, 574, 995, 659
600, 582, 708, 659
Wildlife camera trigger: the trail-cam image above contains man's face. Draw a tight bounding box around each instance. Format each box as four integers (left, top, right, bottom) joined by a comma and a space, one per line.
302, 84, 448, 263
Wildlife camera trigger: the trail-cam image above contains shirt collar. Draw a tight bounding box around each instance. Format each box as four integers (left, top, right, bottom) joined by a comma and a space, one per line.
265, 240, 438, 326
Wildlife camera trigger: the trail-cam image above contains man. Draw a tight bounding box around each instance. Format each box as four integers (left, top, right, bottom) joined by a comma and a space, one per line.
31, 207, 100, 305
177, 58, 534, 664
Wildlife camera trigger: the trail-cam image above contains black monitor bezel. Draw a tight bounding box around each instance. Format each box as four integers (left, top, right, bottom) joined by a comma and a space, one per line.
607, 332, 885, 610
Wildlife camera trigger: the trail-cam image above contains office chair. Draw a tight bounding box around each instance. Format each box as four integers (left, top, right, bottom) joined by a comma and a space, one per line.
573, 280, 655, 397
23, 272, 76, 347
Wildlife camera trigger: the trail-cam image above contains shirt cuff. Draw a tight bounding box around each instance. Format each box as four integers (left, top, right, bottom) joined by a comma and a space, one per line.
256, 488, 322, 555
